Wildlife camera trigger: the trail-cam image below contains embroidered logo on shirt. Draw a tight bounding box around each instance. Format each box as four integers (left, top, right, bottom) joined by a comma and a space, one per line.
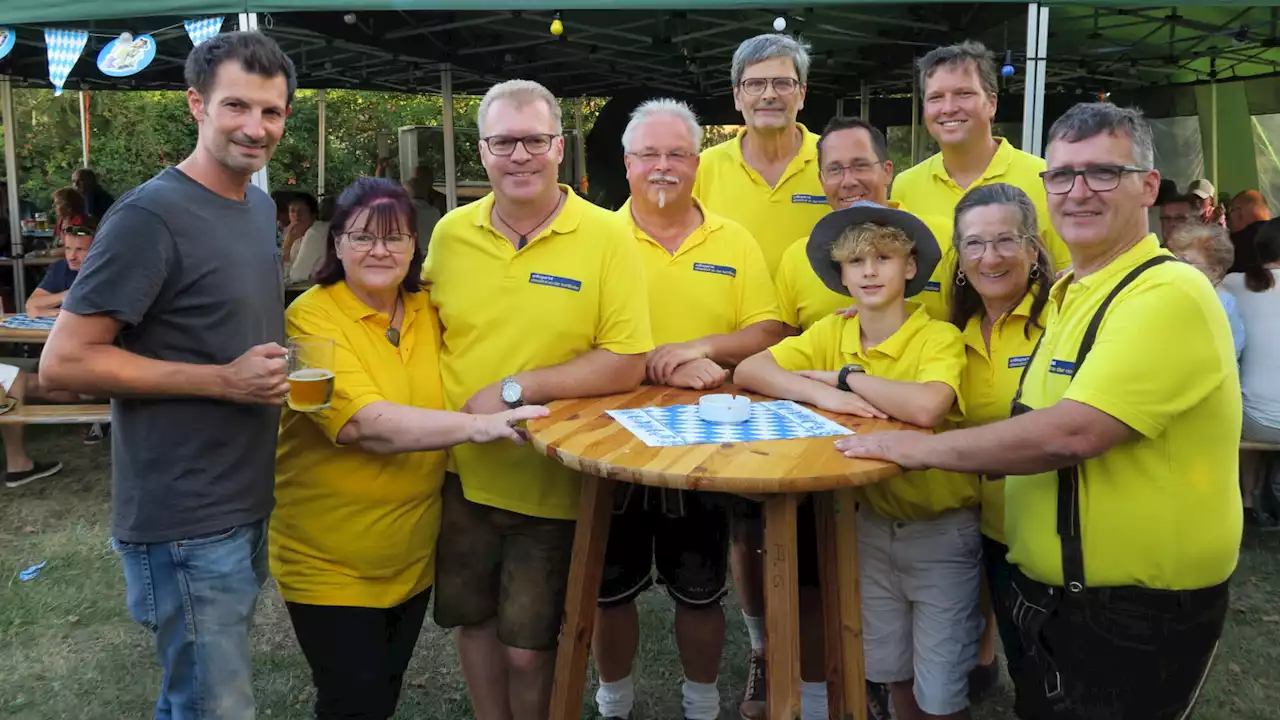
924, 281, 941, 292
528, 273, 582, 292
1008, 355, 1031, 369
693, 262, 737, 278
791, 194, 826, 204
1048, 359, 1076, 376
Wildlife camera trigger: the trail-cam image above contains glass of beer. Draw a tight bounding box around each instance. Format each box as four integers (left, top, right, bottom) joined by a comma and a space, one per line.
287, 336, 335, 412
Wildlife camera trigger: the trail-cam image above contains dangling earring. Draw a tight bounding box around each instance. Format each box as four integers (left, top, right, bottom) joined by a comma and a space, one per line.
956, 268, 967, 286
1029, 264, 1040, 280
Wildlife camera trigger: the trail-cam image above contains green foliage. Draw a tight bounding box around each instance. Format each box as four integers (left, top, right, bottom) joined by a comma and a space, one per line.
2, 88, 603, 208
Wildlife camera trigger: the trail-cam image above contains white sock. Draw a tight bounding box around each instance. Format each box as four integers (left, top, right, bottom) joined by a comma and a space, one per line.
596, 675, 635, 718
743, 611, 766, 651
801, 681, 829, 720
682, 678, 721, 720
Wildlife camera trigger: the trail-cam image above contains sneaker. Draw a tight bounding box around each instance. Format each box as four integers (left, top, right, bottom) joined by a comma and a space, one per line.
4, 460, 63, 488
867, 680, 893, 720
968, 659, 1001, 703
740, 650, 766, 720
1245, 506, 1280, 531
83, 423, 105, 445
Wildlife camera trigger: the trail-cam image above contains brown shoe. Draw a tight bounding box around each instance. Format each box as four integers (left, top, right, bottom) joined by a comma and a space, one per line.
739, 650, 766, 719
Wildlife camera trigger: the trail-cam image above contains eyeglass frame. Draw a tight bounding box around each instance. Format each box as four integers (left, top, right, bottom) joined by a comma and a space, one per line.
737, 77, 802, 96
820, 160, 886, 182
1039, 164, 1149, 195
340, 231, 415, 254
957, 234, 1034, 259
481, 133, 561, 157
625, 150, 698, 164
62, 225, 95, 237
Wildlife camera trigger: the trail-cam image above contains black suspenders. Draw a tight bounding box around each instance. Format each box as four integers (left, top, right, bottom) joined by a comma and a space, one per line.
1009, 255, 1176, 594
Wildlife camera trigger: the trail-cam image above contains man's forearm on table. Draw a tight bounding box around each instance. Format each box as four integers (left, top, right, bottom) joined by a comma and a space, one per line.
515, 349, 646, 405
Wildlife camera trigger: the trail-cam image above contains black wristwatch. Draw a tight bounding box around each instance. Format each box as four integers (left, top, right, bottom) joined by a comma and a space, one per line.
836, 364, 864, 392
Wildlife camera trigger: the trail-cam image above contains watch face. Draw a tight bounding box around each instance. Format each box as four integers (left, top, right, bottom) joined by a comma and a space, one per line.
501, 383, 521, 403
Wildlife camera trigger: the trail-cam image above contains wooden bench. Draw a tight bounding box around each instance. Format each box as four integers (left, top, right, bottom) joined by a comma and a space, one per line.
1242, 440, 1280, 453
0, 403, 111, 425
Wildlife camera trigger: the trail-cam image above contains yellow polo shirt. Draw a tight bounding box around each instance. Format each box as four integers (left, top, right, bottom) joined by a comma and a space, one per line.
768, 303, 977, 520
692, 124, 829, 275
619, 199, 780, 345
425, 186, 653, 520
1005, 235, 1242, 590
957, 293, 1051, 544
890, 138, 1072, 275
273, 282, 447, 608
773, 201, 955, 327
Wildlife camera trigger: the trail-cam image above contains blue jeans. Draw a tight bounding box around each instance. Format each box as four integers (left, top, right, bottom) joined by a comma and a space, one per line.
112, 520, 270, 720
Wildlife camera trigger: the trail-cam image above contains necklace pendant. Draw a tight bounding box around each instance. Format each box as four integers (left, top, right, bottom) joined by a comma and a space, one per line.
385, 327, 401, 347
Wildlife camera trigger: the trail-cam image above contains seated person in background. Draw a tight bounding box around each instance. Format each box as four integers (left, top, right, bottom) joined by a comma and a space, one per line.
1158, 193, 1198, 245
736, 203, 982, 720
1227, 189, 1270, 274
287, 196, 335, 285
1165, 222, 1245, 358
0, 363, 64, 488
51, 186, 88, 239
27, 221, 96, 318
1187, 178, 1226, 227
281, 193, 318, 265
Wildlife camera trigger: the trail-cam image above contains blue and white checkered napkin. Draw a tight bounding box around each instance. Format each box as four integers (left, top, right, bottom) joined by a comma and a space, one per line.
1, 314, 56, 330
185, 17, 224, 46
44, 28, 88, 97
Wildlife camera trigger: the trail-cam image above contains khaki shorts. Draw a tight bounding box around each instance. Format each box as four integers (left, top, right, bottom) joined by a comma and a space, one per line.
433, 474, 576, 651
859, 506, 983, 716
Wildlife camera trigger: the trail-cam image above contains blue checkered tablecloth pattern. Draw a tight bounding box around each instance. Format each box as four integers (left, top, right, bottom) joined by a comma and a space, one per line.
1, 314, 56, 330
185, 17, 225, 46
44, 28, 88, 97
607, 400, 852, 447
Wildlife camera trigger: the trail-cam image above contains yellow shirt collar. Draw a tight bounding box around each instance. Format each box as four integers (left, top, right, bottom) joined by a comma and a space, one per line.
326, 280, 429, 325
961, 290, 1039, 352
618, 197, 725, 253
1051, 233, 1166, 302
728, 123, 818, 165
468, 184, 585, 246
839, 301, 932, 360
928, 137, 1016, 187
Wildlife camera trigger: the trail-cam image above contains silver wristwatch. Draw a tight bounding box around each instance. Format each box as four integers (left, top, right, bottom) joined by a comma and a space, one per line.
500, 376, 524, 409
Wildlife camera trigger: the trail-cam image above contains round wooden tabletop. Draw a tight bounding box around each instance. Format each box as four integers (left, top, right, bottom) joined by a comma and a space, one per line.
527, 385, 913, 494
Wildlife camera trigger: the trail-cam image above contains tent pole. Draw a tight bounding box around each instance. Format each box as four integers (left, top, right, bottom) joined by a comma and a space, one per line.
860, 80, 870, 121
238, 12, 270, 194
574, 97, 585, 193
441, 63, 457, 212
835, 98, 845, 117
79, 90, 89, 168
1210, 78, 1218, 189
910, 57, 920, 165
2, 77, 25, 311
317, 89, 326, 198
1021, 3, 1050, 157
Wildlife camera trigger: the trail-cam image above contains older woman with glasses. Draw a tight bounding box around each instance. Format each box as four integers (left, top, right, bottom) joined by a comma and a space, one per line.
273, 178, 546, 720
948, 183, 1055, 717
1165, 222, 1246, 358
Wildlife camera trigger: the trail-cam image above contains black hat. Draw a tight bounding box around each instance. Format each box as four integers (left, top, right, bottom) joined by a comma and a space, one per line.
805, 201, 942, 298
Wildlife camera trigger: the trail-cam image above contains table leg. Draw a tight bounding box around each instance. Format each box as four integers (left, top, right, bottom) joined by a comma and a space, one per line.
763, 493, 801, 720
548, 474, 615, 720
832, 488, 867, 720
814, 493, 846, 720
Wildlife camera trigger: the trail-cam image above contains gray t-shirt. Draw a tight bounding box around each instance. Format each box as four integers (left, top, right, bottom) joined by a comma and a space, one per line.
64, 167, 285, 544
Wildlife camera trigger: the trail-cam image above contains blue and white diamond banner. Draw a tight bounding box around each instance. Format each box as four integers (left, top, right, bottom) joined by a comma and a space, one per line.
0, 27, 15, 62
44, 28, 89, 97
185, 17, 224, 46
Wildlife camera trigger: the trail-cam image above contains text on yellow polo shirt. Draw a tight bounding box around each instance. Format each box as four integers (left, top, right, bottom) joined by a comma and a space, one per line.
890, 138, 1073, 278
425, 187, 654, 520
1005, 235, 1242, 590
274, 282, 447, 608
692, 124, 829, 276
773, 201, 955, 327
957, 292, 1051, 544
768, 303, 977, 520
620, 200, 780, 345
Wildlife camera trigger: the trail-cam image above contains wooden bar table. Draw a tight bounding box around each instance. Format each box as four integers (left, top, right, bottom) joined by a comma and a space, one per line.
527, 385, 913, 720
0, 320, 51, 344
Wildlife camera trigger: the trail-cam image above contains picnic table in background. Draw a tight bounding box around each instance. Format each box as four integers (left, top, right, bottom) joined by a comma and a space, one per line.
528, 384, 913, 720
0, 314, 55, 344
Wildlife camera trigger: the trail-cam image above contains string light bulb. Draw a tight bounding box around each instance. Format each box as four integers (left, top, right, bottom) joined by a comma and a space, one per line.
550, 12, 564, 36
773, 16, 787, 32
1001, 49, 1015, 78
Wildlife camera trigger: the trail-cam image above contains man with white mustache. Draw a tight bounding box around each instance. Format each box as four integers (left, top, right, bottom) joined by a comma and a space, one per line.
892, 40, 1071, 319
591, 99, 786, 720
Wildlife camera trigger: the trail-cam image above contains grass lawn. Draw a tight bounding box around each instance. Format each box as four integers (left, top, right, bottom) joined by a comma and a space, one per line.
2, 425, 1279, 719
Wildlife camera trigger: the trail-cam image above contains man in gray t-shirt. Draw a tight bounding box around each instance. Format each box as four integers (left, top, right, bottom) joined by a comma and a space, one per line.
40, 31, 296, 718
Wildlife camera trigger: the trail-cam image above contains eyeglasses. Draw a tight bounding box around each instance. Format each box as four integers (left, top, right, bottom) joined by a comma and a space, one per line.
738, 77, 801, 96
626, 151, 697, 164
1040, 165, 1148, 194
63, 225, 94, 237
958, 235, 1029, 259
343, 232, 413, 254
482, 134, 560, 157
820, 161, 883, 182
